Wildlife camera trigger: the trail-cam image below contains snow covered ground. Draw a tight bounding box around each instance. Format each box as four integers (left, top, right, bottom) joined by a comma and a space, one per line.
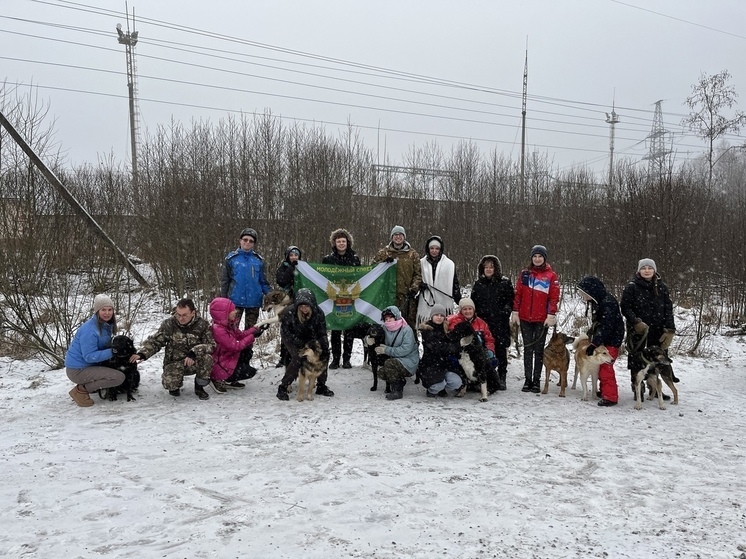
2, 315, 746, 559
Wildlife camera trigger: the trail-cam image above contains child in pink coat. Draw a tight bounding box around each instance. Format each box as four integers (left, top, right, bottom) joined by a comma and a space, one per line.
209, 297, 261, 393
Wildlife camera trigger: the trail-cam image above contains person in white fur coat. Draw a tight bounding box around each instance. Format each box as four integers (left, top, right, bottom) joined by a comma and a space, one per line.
416, 235, 461, 326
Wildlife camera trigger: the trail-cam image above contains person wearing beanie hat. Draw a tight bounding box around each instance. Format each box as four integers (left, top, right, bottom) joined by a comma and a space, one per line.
621, 258, 678, 398
374, 226, 422, 338
447, 296, 501, 394
220, 227, 272, 330
416, 235, 461, 328
273, 245, 304, 368
322, 228, 362, 369
471, 255, 514, 391
511, 244, 560, 393
374, 305, 420, 401
417, 303, 462, 398
64, 294, 126, 407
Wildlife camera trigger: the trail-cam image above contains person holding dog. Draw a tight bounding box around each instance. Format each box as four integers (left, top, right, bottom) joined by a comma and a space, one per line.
373, 226, 422, 338
577, 276, 625, 407
220, 227, 272, 330
208, 297, 264, 393
511, 245, 560, 393
375, 305, 420, 400
448, 298, 500, 393
322, 228, 361, 369
132, 298, 215, 400
65, 294, 127, 407
276, 288, 334, 401
418, 304, 462, 397
471, 254, 514, 391
274, 245, 303, 368
416, 235, 461, 326
620, 258, 678, 400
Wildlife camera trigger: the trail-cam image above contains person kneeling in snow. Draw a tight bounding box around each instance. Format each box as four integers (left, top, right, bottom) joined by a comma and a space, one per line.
418, 304, 462, 398
276, 288, 334, 401
376, 306, 420, 401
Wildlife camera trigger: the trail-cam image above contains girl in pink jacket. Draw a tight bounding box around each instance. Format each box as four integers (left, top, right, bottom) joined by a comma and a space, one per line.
209, 297, 261, 393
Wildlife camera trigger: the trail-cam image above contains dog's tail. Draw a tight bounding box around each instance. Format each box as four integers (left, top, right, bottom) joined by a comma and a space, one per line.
572, 333, 588, 351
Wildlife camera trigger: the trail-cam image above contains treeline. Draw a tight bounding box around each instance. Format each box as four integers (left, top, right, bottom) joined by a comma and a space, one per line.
2, 102, 746, 365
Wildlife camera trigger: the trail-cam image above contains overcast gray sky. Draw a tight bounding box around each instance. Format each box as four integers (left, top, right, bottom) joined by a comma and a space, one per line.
2, 0, 746, 176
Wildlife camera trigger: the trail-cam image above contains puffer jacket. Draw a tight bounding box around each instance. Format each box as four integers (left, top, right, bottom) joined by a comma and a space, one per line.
471, 255, 514, 348
64, 315, 114, 368
220, 248, 271, 308
209, 297, 259, 381
280, 290, 330, 354
577, 276, 624, 348
380, 305, 420, 374
513, 262, 560, 323
138, 313, 215, 366
447, 312, 496, 353
417, 319, 458, 388
620, 274, 675, 344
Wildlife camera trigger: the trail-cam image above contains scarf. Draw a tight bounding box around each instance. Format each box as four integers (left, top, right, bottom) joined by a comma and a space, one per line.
416, 254, 456, 326
384, 318, 407, 332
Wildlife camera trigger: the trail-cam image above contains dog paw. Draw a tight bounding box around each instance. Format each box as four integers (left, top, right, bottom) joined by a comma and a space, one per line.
479, 397, 488, 403
658, 405, 667, 410
635, 403, 642, 410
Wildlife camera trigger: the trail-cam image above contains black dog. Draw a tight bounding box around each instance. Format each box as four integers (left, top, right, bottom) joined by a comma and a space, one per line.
98, 335, 140, 402
447, 321, 492, 402
363, 324, 391, 392
633, 345, 677, 410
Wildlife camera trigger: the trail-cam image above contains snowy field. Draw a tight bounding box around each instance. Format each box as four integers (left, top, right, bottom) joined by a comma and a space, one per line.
1, 317, 746, 559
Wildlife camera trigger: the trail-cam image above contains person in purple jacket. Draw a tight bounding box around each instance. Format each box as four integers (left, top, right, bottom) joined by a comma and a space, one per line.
65, 294, 126, 407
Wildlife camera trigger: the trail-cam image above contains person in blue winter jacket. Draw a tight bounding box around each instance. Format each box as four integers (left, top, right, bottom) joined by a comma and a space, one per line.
65, 294, 126, 407
220, 227, 271, 329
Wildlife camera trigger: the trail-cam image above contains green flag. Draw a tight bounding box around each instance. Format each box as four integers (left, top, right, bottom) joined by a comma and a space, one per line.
295, 261, 396, 330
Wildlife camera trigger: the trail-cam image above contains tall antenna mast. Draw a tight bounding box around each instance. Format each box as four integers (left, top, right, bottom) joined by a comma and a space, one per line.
520, 39, 528, 202
605, 93, 619, 188
643, 100, 670, 182
116, 3, 140, 201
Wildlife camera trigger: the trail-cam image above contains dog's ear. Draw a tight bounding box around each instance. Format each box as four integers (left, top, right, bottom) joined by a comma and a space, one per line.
460, 334, 473, 347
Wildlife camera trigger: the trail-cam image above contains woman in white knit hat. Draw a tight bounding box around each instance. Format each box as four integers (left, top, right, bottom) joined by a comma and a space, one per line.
64, 294, 126, 407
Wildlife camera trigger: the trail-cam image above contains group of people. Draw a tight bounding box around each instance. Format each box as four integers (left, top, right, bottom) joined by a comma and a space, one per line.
65, 225, 677, 408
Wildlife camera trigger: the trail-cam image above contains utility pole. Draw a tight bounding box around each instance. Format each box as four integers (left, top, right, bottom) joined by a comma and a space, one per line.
605, 100, 619, 188
520, 41, 528, 203
116, 4, 140, 203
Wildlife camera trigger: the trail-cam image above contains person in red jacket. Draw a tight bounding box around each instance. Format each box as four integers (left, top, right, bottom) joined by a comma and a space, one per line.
448, 298, 500, 393
209, 297, 263, 393
510, 245, 560, 393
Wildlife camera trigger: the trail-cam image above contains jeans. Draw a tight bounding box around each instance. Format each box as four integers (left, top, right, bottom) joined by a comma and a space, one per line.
427, 371, 462, 394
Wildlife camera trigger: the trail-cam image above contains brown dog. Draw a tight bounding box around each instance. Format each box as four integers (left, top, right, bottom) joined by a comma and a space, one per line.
296, 340, 328, 402
254, 290, 292, 328
572, 334, 614, 401
542, 331, 575, 397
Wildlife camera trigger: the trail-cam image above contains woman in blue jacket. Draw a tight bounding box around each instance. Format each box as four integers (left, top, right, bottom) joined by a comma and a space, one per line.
65, 294, 125, 407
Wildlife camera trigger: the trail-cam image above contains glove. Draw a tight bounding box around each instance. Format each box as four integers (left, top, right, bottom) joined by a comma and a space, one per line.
633, 321, 648, 334
544, 314, 556, 327
510, 311, 520, 326
136, 352, 147, 361
384, 256, 395, 264
290, 260, 298, 267
659, 329, 675, 350
249, 326, 263, 338
374, 345, 387, 355
490, 357, 498, 368
585, 344, 596, 356
486, 350, 495, 359
419, 282, 429, 292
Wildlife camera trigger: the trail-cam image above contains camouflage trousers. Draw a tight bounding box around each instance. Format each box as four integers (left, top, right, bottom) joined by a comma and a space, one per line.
377, 358, 412, 383
162, 354, 213, 390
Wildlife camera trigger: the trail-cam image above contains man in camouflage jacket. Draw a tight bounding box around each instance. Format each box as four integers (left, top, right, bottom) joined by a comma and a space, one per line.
135, 298, 216, 399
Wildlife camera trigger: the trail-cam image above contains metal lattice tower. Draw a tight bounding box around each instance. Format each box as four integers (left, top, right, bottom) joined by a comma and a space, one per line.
605, 102, 619, 188
116, 6, 140, 199
643, 100, 670, 180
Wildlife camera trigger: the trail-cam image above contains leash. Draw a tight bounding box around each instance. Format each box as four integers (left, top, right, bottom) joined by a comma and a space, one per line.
626, 327, 649, 355
523, 325, 549, 349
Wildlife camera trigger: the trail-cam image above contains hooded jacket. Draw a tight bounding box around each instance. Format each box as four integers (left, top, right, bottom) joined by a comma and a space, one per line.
276, 245, 302, 296
209, 297, 259, 381
280, 289, 330, 355
620, 274, 675, 343
416, 235, 460, 325
417, 318, 458, 388
380, 305, 420, 374
322, 229, 361, 267
220, 246, 271, 308
577, 276, 624, 348
470, 255, 515, 347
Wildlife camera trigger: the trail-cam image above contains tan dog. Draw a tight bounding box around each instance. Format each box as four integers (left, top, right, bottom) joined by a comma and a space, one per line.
254, 290, 292, 328
542, 331, 575, 397
296, 341, 328, 402
572, 334, 614, 401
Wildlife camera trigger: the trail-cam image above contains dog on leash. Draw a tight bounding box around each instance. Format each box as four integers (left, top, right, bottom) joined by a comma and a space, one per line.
364, 324, 390, 392
98, 335, 140, 402
254, 290, 292, 328
571, 334, 614, 401
542, 331, 575, 397
296, 340, 328, 402
632, 345, 677, 410
447, 321, 490, 402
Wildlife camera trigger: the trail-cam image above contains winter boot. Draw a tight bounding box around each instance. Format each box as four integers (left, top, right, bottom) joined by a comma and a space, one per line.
329, 357, 340, 370
342, 356, 352, 369
385, 380, 405, 400
530, 372, 541, 393
315, 383, 335, 397
168, 388, 181, 397
210, 379, 227, 394
69, 385, 94, 407
276, 384, 289, 401
497, 370, 507, 391
194, 380, 210, 400
521, 378, 533, 392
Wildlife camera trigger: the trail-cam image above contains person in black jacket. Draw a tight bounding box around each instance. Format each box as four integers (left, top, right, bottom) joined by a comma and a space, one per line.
417, 304, 462, 397
577, 276, 624, 407
620, 258, 678, 399
471, 255, 514, 391
277, 288, 334, 401
321, 228, 361, 369
273, 245, 302, 368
